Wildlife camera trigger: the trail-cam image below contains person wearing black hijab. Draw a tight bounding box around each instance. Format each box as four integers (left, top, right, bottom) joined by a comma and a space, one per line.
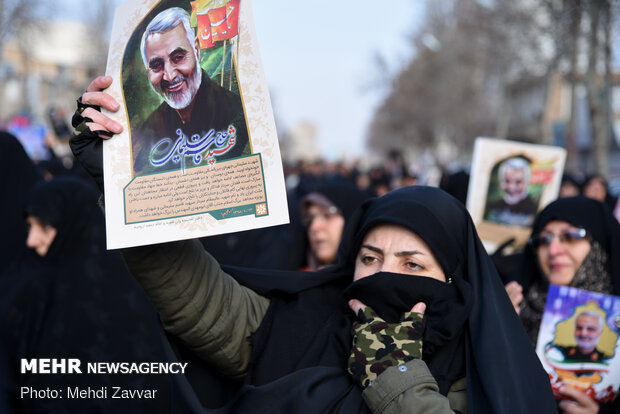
439, 168, 470, 206
559, 174, 581, 198
506, 196, 620, 414
299, 180, 369, 270
581, 174, 618, 211
0, 176, 173, 413
0, 132, 43, 274
70, 77, 558, 413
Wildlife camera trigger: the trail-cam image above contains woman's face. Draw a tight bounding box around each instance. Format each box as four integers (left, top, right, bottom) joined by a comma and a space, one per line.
25, 215, 57, 257
353, 223, 446, 282
583, 178, 607, 202
535, 220, 591, 285
306, 204, 345, 266
559, 181, 579, 198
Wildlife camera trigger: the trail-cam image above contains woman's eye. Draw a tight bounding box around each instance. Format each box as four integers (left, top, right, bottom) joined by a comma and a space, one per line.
360, 255, 378, 265
405, 261, 424, 271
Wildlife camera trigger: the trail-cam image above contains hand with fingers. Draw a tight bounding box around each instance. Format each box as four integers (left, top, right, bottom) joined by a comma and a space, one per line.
70, 76, 124, 191
504, 281, 523, 315
347, 299, 426, 388
557, 386, 600, 414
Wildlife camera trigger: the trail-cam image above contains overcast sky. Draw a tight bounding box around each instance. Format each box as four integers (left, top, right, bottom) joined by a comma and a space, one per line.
251, 1, 424, 160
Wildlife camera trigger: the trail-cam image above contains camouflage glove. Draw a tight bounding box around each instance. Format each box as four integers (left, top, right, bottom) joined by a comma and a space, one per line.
69, 96, 111, 192
348, 306, 424, 388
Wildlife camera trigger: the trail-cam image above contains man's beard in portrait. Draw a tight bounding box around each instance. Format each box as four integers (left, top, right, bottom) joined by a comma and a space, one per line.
503, 190, 527, 205
154, 54, 202, 110
576, 334, 600, 352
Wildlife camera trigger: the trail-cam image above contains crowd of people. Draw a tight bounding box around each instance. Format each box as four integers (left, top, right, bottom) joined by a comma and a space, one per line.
1, 27, 620, 410
0, 87, 617, 414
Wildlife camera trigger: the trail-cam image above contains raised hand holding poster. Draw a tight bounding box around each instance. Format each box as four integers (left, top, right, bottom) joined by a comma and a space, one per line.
102, 0, 287, 248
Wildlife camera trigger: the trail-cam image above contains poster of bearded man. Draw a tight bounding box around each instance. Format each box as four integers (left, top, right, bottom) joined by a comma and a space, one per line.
101, 0, 288, 249
466, 137, 566, 250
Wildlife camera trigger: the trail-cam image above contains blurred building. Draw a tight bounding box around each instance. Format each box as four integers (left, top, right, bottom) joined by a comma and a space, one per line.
505, 70, 620, 180
0, 20, 100, 126
280, 121, 321, 163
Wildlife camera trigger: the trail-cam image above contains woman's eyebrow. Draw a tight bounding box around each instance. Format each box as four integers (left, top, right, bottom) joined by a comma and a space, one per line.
360, 245, 424, 257
360, 244, 382, 254
395, 250, 424, 257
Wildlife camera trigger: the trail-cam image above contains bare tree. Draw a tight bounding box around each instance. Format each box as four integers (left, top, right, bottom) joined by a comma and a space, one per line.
369, 0, 620, 176
84, 0, 117, 74
0, 1, 34, 60
0, 0, 52, 114
367, 0, 552, 162
563, 0, 583, 172
585, 0, 613, 178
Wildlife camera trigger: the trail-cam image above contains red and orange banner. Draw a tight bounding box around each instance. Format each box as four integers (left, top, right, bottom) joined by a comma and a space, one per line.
197, 14, 214, 48
191, 0, 240, 49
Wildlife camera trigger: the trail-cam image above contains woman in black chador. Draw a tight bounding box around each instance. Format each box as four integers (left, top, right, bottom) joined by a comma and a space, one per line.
0, 177, 172, 413
506, 196, 620, 414
0, 132, 42, 274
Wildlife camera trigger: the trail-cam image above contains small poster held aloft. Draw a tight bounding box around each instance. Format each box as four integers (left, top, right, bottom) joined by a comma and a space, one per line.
466, 137, 566, 249
101, 0, 288, 248
536, 284, 620, 404
8, 118, 50, 161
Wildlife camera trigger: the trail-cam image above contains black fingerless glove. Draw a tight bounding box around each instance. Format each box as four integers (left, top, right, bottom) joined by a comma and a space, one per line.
348, 306, 424, 388
69, 97, 111, 192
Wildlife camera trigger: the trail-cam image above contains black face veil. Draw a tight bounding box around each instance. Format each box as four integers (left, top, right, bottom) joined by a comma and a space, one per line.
336, 186, 557, 413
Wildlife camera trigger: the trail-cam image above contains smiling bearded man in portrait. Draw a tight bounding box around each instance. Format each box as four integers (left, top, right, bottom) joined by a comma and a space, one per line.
130, 7, 250, 176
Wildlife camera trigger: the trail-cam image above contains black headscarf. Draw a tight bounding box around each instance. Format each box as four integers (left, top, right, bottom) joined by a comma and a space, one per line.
218, 186, 557, 413
299, 179, 370, 269
0, 132, 43, 273
516, 197, 620, 344
336, 183, 474, 394
581, 174, 618, 211
300, 179, 369, 223
25, 176, 104, 264
439, 169, 470, 205
515, 196, 620, 294
516, 196, 620, 413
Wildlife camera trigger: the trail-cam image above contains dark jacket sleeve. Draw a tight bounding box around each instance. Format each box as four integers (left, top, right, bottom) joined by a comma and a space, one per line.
121, 238, 270, 379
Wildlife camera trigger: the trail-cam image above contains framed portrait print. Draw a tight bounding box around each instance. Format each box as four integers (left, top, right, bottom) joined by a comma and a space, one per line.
536, 285, 620, 403
466, 137, 566, 249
